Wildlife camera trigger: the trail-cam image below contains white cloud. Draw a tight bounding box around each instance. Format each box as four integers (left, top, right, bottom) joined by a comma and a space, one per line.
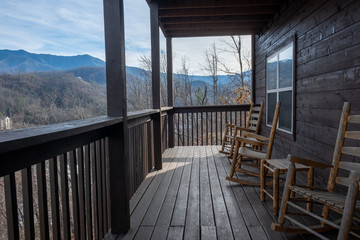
0, 0, 251, 74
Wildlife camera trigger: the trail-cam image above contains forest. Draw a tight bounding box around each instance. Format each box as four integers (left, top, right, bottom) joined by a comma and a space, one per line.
0, 36, 252, 130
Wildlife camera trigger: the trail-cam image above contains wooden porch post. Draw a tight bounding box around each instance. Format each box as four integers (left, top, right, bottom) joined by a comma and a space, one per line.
150, 0, 162, 169
103, 0, 129, 235
167, 37, 175, 148
251, 34, 256, 103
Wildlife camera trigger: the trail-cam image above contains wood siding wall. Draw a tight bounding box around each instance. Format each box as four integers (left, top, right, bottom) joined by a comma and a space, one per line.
255, 0, 360, 185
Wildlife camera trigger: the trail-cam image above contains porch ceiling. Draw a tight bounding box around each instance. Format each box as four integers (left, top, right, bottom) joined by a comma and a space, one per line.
147, 0, 288, 37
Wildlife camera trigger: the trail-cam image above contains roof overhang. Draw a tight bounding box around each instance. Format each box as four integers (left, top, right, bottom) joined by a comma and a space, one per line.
146, 0, 287, 38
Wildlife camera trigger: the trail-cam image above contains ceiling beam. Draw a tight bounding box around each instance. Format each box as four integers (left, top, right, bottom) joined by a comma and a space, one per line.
161, 15, 272, 24
158, 0, 283, 9
164, 22, 266, 30
166, 28, 259, 38
159, 6, 280, 17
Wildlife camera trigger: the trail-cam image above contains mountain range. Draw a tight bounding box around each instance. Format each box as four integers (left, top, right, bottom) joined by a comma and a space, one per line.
0, 49, 250, 86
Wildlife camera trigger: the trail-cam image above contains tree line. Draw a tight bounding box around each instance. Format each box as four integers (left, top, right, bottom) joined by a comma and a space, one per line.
127, 36, 252, 111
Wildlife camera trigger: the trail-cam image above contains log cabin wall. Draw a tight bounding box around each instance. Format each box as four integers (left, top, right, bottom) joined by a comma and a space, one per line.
254, 0, 360, 185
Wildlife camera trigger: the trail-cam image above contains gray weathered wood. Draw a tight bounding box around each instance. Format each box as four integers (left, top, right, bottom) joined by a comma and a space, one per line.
206, 146, 233, 240
171, 147, 193, 226
199, 146, 215, 227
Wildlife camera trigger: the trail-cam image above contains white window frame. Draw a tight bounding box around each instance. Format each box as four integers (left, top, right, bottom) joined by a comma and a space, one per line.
266, 42, 294, 134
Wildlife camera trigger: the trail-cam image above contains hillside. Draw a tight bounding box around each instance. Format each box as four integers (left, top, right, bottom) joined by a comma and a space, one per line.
0, 49, 251, 86
0, 72, 106, 129
0, 50, 253, 126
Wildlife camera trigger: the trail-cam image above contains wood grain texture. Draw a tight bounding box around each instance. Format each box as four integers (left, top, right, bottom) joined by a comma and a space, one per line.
255, 0, 360, 187
121, 146, 322, 240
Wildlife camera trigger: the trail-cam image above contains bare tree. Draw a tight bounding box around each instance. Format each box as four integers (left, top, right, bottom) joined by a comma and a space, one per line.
195, 85, 208, 106
127, 74, 144, 110
218, 36, 252, 104
160, 50, 168, 107
202, 43, 219, 105
174, 56, 193, 106
134, 51, 168, 110
138, 55, 153, 109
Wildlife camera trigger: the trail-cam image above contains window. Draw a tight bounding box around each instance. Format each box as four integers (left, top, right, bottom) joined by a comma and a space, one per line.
266, 42, 294, 133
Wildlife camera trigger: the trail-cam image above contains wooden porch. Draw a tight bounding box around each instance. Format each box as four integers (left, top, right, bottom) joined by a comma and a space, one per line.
121, 146, 338, 240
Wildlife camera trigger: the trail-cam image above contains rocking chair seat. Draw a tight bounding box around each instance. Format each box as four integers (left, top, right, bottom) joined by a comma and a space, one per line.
290, 185, 360, 211
238, 147, 266, 160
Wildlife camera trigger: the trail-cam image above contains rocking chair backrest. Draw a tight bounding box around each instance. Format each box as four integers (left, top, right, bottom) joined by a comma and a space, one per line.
266, 102, 281, 159
328, 102, 360, 191
246, 102, 264, 134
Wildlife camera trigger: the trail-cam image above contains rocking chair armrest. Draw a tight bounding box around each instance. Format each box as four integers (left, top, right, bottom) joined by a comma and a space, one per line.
241, 132, 269, 141
289, 155, 333, 170
235, 136, 268, 147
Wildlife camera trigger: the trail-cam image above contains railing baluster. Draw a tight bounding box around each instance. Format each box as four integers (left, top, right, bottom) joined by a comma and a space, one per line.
49, 157, 61, 240
215, 111, 218, 145
196, 113, 199, 145
22, 167, 35, 240
225, 111, 228, 126
244, 110, 246, 127
105, 138, 111, 228
91, 143, 99, 239
76, 147, 87, 240
201, 112, 204, 145
95, 140, 104, 238
84, 145, 93, 240
101, 138, 108, 233
235, 111, 238, 126
206, 112, 208, 145
36, 162, 50, 240
177, 114, 179, 146
240, 110, 243, 127
185, 113, 190, 146
191, 113, 194, 146
182, 113, 185, 146
60, 154, 71, 240
69, 150, 80, 240
210, 112, 213, 145
4, 173, 19, 240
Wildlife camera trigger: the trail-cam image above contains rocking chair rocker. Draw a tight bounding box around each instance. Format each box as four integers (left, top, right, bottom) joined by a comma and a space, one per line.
226, 102, 280, 186
272, 102, 360, 240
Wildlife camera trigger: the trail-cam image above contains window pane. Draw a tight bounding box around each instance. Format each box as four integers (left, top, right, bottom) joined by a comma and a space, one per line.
279, 45, 293, 88
267, 55, 277, 90
279, 91, 292, 132
267, 93, 277, 125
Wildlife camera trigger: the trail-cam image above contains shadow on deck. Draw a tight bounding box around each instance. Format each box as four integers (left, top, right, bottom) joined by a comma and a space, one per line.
120, 146, 339, 240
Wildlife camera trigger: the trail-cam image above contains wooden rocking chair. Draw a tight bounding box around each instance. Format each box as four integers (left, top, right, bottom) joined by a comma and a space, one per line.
226, 102, 280, 186
219, 102, 264, 158
272, 102, 360, 239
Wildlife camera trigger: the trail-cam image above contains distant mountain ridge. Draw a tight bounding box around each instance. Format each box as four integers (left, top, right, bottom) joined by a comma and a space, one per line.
0, 49, 105, 73
0, 49, 251, 86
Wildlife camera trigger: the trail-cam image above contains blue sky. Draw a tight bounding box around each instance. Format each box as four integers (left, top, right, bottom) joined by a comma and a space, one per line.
0, 0, 250, 75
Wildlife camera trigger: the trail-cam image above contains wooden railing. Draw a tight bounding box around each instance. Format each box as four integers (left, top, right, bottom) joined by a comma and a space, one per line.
0, 108, 169, 240
0, 104, 249, 239
172, 105, 251, 146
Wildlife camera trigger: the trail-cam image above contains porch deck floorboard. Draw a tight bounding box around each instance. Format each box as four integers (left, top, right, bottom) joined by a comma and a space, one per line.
121, 146, 340, 240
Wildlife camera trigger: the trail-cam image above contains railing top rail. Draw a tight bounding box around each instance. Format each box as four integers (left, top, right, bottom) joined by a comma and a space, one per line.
173, 104, 251, 113
128, 109, 160, 120
0, 116, 122, 154
161, 106, 174, 112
